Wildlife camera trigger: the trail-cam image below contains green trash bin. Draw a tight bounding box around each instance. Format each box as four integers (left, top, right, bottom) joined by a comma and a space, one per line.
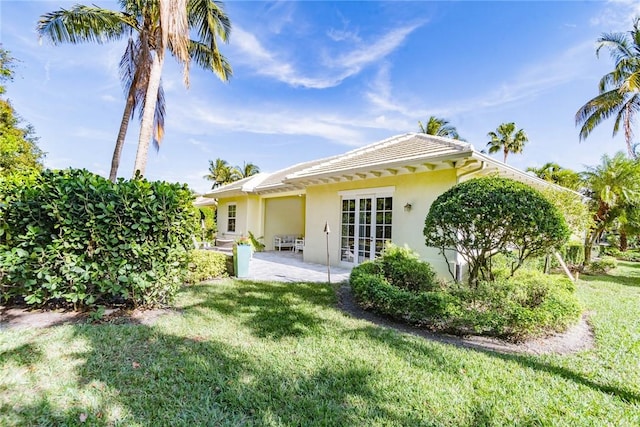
234, 244, 252, 278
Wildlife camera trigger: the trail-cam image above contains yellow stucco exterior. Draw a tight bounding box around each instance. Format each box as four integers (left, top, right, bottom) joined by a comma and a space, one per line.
263, 196, 305, 250
303, 169, 457, 278
216, 169, 460, 278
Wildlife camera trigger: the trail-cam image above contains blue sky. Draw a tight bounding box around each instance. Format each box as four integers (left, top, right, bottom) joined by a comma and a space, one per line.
2, 0, 640, 193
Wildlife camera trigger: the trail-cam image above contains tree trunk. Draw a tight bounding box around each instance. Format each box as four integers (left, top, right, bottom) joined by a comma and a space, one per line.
624, 103, 637, 159
503, 149, 508, 163
620, 230, 628, 252
109, 88, 136, 182
133, 51, 164, 177
584, 232, 595, 267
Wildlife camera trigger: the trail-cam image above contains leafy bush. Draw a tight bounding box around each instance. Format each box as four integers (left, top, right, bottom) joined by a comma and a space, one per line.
561, 241, 585, 266
0, 169, 198, 308
424, 177, 570, 285
377, 243, 438, 292
601, 247, 640, 262
350, 259, 581, 341
186, 250, 228, 283
248, 231, 266, 252
198, 206, 217, 241
587, 256, 618, 274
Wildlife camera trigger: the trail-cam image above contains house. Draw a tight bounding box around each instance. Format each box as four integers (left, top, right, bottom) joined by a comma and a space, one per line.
203, 133, 565, 279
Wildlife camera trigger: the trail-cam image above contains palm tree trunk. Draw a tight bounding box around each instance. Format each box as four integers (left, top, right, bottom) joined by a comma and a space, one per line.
503, 149, 508, 163
133, 51, 164, 177
620, 230, 628, 251
624, 103, 637, 159
109, 88, 136, 182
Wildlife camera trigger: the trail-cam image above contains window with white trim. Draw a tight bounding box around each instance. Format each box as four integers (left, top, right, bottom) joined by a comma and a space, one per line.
227, 204, 236, 233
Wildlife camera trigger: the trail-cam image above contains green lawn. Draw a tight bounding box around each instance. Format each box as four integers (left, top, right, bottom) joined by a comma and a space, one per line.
1, 263, 639, 426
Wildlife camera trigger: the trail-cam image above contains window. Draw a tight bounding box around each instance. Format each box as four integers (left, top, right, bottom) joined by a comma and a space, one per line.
227, 204, 236, 233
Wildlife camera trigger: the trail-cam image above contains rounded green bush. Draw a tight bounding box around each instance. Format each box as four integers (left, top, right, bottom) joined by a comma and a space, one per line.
424, 177, 570, 284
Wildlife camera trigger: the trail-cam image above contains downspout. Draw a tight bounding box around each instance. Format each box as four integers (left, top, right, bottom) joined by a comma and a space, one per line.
456, 160, 487, 184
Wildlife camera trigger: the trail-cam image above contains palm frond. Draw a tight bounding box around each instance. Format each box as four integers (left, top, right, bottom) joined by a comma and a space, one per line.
188, 0, 231, 46
576, 89, 627, 140
37, 5, 135, 44
188, 40, 232, 80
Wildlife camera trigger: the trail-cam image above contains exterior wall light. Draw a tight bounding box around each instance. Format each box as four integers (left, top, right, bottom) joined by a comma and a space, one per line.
404, 203, 412, 212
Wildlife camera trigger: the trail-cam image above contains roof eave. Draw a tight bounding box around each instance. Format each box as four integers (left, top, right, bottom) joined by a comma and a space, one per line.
283, 149, 474, 184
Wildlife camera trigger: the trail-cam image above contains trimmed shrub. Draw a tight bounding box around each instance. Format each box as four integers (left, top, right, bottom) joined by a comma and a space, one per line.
377, 244, 438, 292
562, 241, 585, 266
587, 256, 618, 274
424, 177, 570, 284
601, 247, 640, 262
350, 259, 581, 341
186, 250, 228, 283
0, 169, 198, 308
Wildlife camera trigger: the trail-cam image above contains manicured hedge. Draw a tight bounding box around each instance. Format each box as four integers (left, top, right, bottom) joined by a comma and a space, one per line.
186, 249, 229, 283
0, 169, 198, 308
350, 253, 581, 341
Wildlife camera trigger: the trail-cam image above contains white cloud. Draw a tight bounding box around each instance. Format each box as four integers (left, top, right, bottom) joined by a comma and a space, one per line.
168, 98, 370, 146
101, 94, 118, 102
327, 28, 361, 43
231, 22, 422, 89
71, 127, 114, 143
590, 0, 640, 29
366, 40, 597, 120
187, 138, 212, 153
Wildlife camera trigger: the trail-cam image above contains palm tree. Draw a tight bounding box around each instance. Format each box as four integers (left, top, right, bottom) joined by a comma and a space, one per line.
204, 158, 232, 188
204, 159, 260, 188
575, 17, 640, 159
486, 122, 528, 164
418, 116, 462, 140
581, 152, 640, 262
526, 162, 582, 190
38, 0, 232, 181
233, 161, 260, 179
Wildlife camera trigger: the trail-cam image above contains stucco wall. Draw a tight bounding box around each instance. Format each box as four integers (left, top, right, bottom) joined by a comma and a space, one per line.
216, 195, 263, 240
304, 169, 458, 279
263, 196, 305, 250
217, 197, 247, 239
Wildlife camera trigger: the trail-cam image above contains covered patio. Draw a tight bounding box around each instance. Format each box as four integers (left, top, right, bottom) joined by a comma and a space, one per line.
246, 251, 351, 283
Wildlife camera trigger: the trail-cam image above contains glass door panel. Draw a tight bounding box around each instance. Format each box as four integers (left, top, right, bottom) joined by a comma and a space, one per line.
340, 195, 392, 265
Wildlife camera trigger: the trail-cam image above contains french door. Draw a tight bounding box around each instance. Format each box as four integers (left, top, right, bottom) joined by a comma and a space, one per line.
340, 196, 392, 265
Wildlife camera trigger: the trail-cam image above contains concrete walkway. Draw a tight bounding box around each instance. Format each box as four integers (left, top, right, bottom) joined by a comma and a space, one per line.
246, 251, 351, 283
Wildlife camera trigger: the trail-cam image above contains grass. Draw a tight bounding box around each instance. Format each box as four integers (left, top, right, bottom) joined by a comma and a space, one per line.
1, 263, 639, 426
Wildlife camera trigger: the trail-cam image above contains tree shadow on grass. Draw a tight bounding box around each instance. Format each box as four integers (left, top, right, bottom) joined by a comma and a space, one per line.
581, 272, 640, 288
181, 280, 333, 339
0, 342, 43, 367
4, 320, 428, 426
352, 322, 640, 406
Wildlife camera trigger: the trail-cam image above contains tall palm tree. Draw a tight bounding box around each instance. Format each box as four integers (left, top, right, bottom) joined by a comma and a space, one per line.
581, 152, 640, 262
418, 116, 462, 140
38, 0, 232, 181
204, 159, 260, 188
526, 162, 582, 190
486, 122, 528, 164
204, 158, 233, 188
233, 161, 260, 179
576, 16, 640, 159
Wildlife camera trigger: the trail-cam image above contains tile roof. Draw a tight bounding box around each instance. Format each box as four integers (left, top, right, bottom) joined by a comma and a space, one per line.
285, 133, 473, 181
203, 173, 269, 197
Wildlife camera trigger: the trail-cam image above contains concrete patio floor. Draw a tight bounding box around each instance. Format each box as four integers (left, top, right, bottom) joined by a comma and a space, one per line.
246, 251, 351, 283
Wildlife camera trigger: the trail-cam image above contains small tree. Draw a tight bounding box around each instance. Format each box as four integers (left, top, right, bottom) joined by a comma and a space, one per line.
424, 177, 569, 286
